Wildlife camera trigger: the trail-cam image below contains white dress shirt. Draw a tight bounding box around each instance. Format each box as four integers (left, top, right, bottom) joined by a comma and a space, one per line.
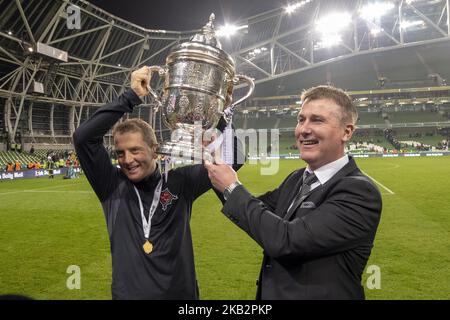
305, 154, 349, 192
286, 155, 350, 213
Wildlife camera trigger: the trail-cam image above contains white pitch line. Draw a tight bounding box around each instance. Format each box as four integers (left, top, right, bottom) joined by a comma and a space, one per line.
361, 170, 395, 195
0, 181, 84, 196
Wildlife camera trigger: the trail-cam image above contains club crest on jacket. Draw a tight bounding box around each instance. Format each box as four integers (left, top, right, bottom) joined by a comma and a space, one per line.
160, 188, 178, 211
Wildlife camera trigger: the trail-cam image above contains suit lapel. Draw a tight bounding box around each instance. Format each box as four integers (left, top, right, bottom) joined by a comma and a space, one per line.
279, 169, 305, 218
284, 184, 323, 221
282, 157, 359, 221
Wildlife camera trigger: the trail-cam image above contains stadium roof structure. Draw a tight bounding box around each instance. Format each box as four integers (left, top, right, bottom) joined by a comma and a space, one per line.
1, 0, 450, 142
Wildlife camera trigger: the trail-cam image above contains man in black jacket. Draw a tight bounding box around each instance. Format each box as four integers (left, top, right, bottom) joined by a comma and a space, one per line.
205, 85, 382, 299
73, 66, 241, 299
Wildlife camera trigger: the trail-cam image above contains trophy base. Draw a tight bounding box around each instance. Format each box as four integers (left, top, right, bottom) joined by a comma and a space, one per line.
156, 123, 216, 163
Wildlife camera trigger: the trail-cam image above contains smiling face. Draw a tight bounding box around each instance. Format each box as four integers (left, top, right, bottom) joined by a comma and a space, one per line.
114, 131, 157, 183
295, 98, 354, 170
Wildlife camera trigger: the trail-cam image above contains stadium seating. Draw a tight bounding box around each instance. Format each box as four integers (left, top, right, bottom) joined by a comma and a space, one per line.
357, 112, 384, 125
388, 111, 446, 123
0, 151, 42, 169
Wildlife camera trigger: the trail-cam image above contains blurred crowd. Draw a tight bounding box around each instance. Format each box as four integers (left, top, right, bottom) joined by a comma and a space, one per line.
2, 150, 80, 173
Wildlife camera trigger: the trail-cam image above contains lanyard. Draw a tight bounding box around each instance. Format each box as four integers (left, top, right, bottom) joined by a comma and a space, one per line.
133, 178, 163, 239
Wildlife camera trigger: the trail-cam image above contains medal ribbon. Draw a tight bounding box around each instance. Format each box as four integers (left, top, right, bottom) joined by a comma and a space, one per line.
133, 178, 163, 240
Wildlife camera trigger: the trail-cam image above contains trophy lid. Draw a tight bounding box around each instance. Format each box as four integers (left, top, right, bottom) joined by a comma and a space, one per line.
167, 13, 235, 73
190, 13, 222, 49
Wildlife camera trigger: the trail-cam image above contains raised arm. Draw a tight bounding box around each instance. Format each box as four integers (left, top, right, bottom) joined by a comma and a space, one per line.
73, 67, 150, 201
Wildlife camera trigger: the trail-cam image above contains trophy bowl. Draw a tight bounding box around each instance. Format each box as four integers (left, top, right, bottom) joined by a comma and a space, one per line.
147, 14, 254, 161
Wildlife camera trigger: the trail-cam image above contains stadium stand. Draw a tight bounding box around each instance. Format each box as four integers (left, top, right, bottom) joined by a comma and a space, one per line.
387, 110, 446, 123
0, 151, 41, 169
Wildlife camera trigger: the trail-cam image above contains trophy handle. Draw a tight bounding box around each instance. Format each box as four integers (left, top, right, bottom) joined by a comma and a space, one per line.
146, 65, 167, 111
224, 74, 255, 123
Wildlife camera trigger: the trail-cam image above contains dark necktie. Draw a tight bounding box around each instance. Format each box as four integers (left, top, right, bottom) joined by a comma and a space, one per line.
287, 171, 319, 215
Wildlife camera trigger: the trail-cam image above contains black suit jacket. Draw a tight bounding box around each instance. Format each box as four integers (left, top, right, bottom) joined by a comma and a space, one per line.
222, 157, 382, 300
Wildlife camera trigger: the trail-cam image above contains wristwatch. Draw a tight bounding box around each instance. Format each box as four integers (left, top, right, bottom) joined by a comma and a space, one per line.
223, 181, 242, 201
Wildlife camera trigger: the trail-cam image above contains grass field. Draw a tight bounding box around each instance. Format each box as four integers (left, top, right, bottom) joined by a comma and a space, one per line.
1, 157, 449, 300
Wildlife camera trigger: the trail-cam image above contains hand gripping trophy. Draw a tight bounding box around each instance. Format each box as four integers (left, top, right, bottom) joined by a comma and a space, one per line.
146, 13, 254, 163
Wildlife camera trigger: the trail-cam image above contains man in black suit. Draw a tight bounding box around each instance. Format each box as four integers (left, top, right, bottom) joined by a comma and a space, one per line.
205, 85, 382, 299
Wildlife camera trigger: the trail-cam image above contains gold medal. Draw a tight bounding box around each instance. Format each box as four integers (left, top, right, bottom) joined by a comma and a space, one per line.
143, 240, 153, 254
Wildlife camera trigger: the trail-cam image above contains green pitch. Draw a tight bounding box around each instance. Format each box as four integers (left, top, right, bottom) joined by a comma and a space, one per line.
0, 157, 449, 300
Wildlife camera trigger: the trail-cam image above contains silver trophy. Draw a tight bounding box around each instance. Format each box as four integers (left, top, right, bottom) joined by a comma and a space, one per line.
147, 13, 254, 161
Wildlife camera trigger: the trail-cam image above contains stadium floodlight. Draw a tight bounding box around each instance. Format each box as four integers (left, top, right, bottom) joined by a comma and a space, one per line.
405, 0, 419, 4
7, 31, 12, 35
314, 12, 351, 49
316, 34, 342, 49
316, 12, 352, 34
371, 27, 383, 36
246, 47, 267, 59
400, 20, 425, 29
284, 0, 312, 14
360, 2, 395, 22
216, 24, 248, 37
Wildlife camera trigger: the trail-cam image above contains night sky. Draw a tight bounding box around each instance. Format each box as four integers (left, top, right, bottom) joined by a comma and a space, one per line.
88, 0, 286, 31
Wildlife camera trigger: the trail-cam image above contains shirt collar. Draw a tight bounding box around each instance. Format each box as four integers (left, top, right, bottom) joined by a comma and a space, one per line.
134, 163, 161, 191
306, 154, 349, 186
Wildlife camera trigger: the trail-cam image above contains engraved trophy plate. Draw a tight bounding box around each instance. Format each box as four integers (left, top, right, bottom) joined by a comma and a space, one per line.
146, 13, 255, 161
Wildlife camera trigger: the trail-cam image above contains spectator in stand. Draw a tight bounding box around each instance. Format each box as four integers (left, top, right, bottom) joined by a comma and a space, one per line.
6, 162, 14, 172
30, 145, 35, 154
14, 161, 21, 171
27, 162, 34, 170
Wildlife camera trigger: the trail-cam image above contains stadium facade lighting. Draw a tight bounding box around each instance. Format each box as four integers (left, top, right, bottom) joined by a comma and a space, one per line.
7, 31, 12, 35
284, 0, 312, 14
359, 2, 395, 22
216, 24, 248, 37
400, 20, 425, 29
27, 47, 33, 52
